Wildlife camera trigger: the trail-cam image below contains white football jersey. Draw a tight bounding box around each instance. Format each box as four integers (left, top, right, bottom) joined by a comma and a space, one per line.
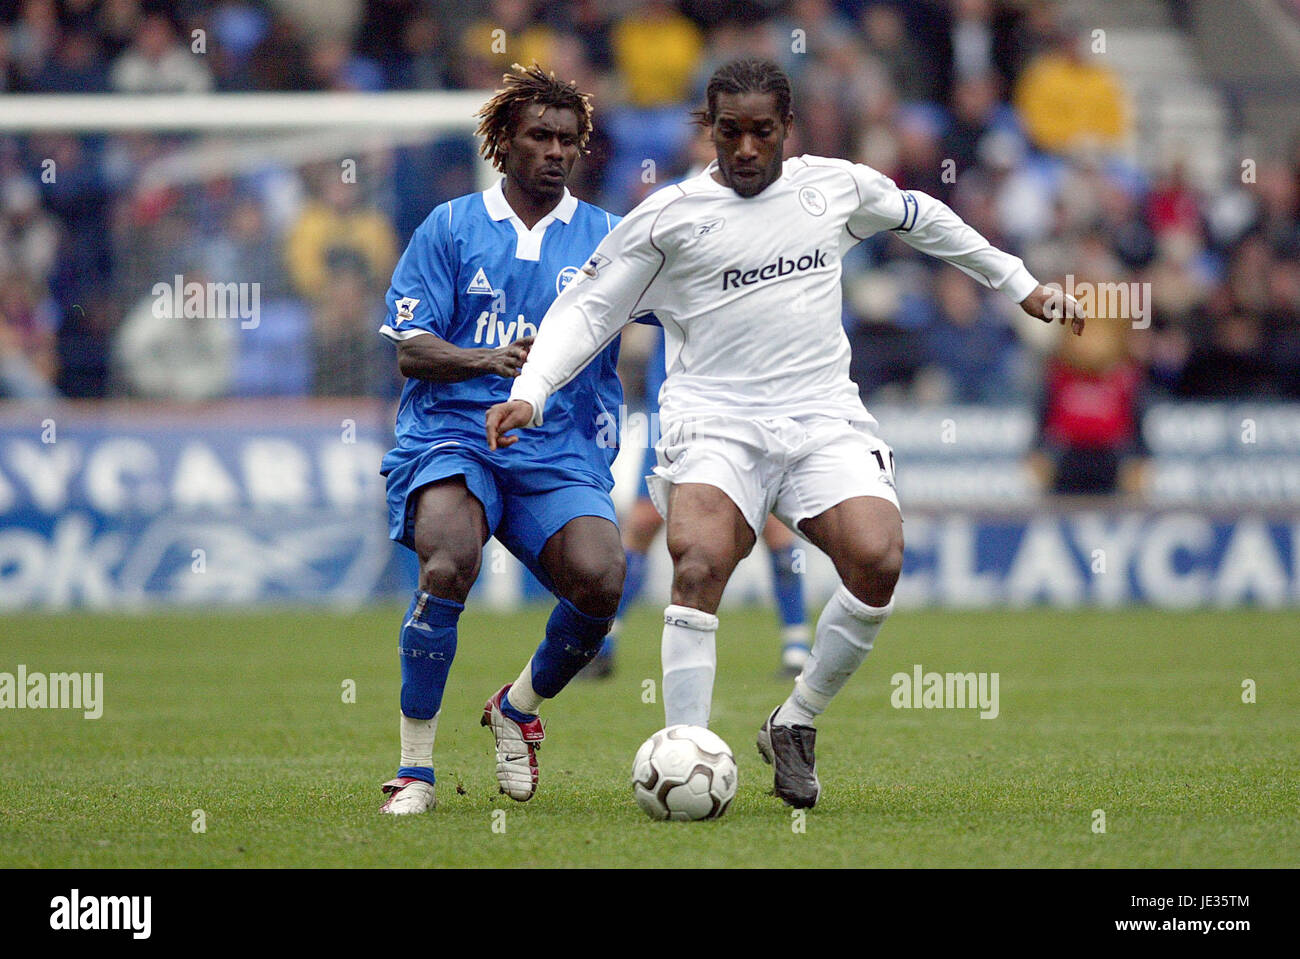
510, 155, 1039, 428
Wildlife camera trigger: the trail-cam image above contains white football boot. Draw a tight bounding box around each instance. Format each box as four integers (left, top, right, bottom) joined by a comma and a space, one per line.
379, 777, 436, 815
481, 684, 545, 801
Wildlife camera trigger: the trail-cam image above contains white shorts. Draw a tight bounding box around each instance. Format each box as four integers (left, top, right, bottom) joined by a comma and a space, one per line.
646, 413, 901, 537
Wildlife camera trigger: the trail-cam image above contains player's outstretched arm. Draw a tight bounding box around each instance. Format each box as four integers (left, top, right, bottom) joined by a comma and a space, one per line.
396, 334, 533, 382
1019, 285, 1086, 336
849, 170, 1084, 336
505, 193, 670, 428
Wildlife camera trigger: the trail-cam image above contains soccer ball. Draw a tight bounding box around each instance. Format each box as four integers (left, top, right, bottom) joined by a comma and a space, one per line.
631, 725, 738, 821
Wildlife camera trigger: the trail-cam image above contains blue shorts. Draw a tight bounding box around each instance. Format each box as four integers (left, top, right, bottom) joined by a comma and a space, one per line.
383, 441, 618, 594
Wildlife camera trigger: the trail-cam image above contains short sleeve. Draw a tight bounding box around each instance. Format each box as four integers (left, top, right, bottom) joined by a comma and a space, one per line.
378, 204, 456, 343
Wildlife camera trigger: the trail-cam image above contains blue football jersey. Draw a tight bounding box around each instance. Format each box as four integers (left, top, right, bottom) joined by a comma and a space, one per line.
379, 181, 623, 483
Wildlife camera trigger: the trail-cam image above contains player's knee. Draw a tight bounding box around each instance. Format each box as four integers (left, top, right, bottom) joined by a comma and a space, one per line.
671, 549, 728, 605
560, 551, 625, 618
418, 548, 479, 601
843, 529, 904, 604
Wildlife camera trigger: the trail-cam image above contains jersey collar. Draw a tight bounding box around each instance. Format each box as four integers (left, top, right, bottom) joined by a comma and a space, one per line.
483, 178, 577, 224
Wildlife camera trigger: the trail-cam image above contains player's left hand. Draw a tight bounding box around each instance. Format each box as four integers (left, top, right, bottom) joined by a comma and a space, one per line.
1020, 284, 1085, 336
486, 399, 535, 450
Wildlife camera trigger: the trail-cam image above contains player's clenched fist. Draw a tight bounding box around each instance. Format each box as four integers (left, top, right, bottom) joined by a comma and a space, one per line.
483, 335, 534, 378
1019, 284, 1085, 336
486, 399, 535, 450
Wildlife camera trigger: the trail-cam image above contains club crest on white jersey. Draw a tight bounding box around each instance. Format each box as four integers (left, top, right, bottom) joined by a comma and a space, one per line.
466, 267, 494, 295
798, 186, 827, 216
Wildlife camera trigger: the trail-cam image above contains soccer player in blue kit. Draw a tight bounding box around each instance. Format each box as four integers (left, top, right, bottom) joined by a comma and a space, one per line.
376, 66, 626, 814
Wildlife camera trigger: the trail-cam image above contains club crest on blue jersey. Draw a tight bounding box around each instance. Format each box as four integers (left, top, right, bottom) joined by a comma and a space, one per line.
556, 265, 581, 294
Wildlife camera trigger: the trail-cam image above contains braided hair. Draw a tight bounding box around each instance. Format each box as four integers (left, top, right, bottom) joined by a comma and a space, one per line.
474, 63, 594, 172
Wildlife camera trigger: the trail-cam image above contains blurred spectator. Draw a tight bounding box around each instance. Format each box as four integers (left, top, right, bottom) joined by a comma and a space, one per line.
457, 0, 557, 89
1013, 20, 1129, 155
96, 0, 146, 62
859, 2, 933, 104
7, 0, 60, 88
1176, 310, 1280, 398
207, 2, 272, 92
0, 177, 59, 284
0, 271, 58, 399
31, 26, 107, 91
110, 13, 213, 93
311, 258, 390, 396
385, 8, 453, 90
304, 35, 384, 91
611, 0, 702, 107
1033, 315, 1147, 496
112, 269, 236, 400
919, 267, 1025, 403
283, 168, 398, 302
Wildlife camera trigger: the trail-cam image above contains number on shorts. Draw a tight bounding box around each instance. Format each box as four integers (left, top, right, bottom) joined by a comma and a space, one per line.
870, 448, 896, 479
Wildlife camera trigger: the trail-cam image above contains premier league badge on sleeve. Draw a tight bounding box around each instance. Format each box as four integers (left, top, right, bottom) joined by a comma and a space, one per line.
394, 297, 419, 326
581, 252, 610, 279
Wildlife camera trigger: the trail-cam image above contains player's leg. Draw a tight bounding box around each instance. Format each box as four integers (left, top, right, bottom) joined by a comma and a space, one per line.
788, 494, 903, 721
757, 420, 902, 808
757, 496, 902, 808
584, 495, 663, 678
484, 486, 624, 800
660, 482, 756, 727
382, 475, 491, 814
762, 517, 811, 676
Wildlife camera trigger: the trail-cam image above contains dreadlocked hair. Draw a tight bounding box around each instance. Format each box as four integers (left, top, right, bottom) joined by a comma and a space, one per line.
691, 58, 794, 127
474, 63, 594, 172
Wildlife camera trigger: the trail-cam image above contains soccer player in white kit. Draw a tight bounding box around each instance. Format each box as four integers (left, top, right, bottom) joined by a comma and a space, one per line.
488, 59, 1084, 808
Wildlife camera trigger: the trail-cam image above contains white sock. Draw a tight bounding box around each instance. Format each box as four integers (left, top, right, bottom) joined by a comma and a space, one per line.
776, 586, 893, 727
661, 604, 718, 727
508, 659, 543, 715
400, 711, 439, 769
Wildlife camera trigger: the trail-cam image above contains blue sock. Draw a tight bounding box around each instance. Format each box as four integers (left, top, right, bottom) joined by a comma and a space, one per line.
500, 691, 535, 724
769, 545, 807, 632
604, 548, 647, 655
397, 590, 462, 785
530, 597, 614, 697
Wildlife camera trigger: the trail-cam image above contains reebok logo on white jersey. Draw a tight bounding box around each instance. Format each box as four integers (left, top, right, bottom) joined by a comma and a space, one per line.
722, 249, 828, 290
466, 267, 494, 295
694, 217, 725, 237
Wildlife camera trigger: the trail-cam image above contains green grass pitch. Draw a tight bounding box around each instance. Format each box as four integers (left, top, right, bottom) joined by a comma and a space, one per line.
1, 605, 1296, 868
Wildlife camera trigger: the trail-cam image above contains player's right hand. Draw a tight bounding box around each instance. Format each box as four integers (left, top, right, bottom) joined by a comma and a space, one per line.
486, 399, 535, 450
482, 336, 534, 378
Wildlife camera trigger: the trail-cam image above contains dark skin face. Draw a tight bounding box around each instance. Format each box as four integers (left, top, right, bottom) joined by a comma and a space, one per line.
709, 90, 792, 198
499, 102, 581, 229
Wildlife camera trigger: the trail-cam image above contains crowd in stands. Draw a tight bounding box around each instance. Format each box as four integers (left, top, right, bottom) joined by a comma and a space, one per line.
1, 0, 1298, 456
